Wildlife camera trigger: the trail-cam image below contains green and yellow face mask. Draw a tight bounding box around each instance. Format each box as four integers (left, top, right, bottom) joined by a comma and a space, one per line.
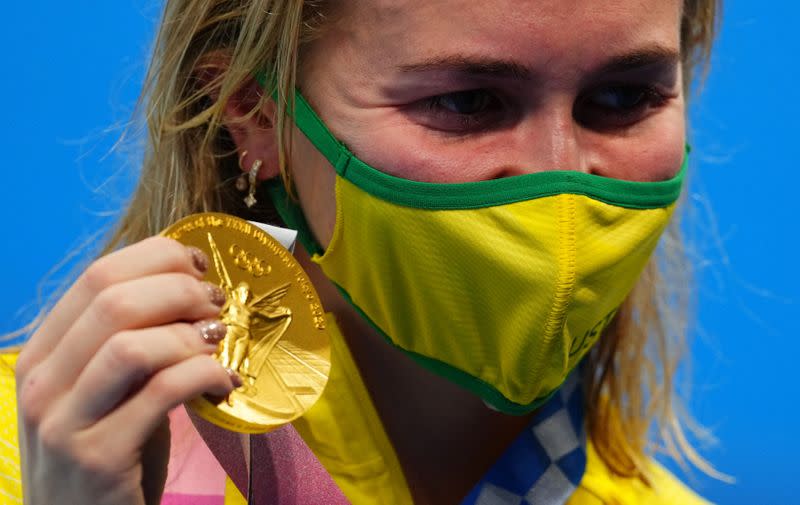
267, 91, 685, 415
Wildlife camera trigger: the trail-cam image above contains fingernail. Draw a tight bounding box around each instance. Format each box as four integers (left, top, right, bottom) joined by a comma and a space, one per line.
194, 320, 227, 344
205, 283, 226, 307
188, 247, 209, 274
226, 368, 244, 389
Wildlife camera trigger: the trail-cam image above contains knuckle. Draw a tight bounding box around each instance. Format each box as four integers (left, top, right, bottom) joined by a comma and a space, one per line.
179, 274, 205, 301
105, 333, 152, 377
81, 449, 111, 475
198, 354, 224, 375
37, 417, 69, 454
173, 275, 211, 312
147, 372, 181, 402
81, 258, 117, 295
17, 369, 49, 426
199, 355, 231, 388
173, 323, 203, 351
75, 444, 118, 480
145, 236, 190, 271
15, 348, 34, 379
92, 286, 138, 326
70, 430, 125, 480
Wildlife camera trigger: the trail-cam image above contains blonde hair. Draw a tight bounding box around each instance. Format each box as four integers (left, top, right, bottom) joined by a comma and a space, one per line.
586, 1, 727, 482
18, 0, 724, 484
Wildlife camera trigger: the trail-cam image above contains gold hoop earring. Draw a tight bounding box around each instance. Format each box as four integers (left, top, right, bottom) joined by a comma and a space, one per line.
235, 150, 249, 191
236, 151, 263, 208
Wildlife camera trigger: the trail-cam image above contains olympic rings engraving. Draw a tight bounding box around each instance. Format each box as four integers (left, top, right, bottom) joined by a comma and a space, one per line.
228, 244, 271, 278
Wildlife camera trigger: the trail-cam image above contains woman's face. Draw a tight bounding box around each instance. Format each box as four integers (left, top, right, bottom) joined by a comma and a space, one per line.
286, 0, 685, 247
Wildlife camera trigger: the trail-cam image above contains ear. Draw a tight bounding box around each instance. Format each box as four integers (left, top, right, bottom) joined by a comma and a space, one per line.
222, 78, 281, 181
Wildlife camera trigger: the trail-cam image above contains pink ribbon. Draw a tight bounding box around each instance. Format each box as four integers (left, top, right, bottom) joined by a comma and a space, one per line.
186, 408, 349, 504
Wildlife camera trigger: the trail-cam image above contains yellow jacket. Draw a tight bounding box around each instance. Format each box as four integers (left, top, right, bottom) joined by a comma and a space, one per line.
1, 334, 710, 504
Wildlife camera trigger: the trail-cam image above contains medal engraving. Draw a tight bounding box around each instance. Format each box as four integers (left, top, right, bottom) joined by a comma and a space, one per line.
161, 213, 331, 433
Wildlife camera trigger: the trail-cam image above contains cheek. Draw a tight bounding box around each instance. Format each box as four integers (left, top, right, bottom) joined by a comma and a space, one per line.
343, 121, 512, 183
602, 105, 687, 183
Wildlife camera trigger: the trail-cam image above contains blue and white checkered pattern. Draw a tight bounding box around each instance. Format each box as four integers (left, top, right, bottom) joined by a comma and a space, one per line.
462, 373, 586, 505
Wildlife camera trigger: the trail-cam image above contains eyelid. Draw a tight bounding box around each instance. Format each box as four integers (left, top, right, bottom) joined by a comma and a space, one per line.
574, 84, 673, 129
414, 88, 512, 134
587, 85, 666, 106
584, 56, 681, 89
586, 75, 679, 95
428, 89, 498, 114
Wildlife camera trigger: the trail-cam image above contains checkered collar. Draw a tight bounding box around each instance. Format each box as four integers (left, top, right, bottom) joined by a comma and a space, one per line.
462, 373, 586, 505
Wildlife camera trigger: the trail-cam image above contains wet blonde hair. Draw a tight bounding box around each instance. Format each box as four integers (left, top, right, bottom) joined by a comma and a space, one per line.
19, 0, 724, 484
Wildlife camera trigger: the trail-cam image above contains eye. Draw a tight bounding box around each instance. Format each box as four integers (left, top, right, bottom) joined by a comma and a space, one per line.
592, 87, 652, 109
431, 90, 496, 115
575, 85, 670, 129
417, 89, 505, 134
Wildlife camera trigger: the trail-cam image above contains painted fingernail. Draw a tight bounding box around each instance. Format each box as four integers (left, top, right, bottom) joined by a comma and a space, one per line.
205, 283, 226, 307
194, 320, 227, 344
226, 368, 244, 389
188, 247, 209, 274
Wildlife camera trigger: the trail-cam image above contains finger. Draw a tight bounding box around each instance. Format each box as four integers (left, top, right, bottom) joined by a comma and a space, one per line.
18, 237, 210, 375
88, 354, 237, 457
38, 273, 226, 396
62, 320, 228, 428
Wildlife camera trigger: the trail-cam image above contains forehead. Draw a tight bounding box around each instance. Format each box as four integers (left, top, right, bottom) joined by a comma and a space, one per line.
325, 0, 682, 75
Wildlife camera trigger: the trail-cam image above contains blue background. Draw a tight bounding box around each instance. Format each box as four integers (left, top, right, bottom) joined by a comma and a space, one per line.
1, 2, 797, 503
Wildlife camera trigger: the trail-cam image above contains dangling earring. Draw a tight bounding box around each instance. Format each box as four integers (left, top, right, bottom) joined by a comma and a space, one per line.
236, 150, 262, 208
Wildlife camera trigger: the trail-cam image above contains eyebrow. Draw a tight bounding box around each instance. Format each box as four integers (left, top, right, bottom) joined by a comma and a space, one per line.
397, 45, 680, 80
398, 55, 532, 79
597, 46, 681, 74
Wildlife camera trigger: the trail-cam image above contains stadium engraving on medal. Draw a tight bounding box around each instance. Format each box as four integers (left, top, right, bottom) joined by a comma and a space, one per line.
161, 213, 331, 433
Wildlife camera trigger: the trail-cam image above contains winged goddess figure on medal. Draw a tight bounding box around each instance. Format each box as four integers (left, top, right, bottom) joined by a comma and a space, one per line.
206, 232, 293, 395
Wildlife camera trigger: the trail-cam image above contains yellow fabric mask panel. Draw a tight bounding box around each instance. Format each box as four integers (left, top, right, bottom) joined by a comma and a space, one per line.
308, 177, 674, 412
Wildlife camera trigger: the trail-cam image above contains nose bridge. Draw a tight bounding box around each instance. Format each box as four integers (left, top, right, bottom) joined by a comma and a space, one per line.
545, 107, 584, 172
511, 102, 589, 175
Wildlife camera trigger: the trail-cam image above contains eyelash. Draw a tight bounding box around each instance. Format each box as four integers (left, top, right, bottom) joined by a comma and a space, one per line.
575, 85, 670, 128
422, 90, 504, 132
419, 85, 670, 134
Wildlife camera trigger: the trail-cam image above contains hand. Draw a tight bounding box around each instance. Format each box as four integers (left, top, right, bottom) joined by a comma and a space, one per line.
15, 236, 239, 505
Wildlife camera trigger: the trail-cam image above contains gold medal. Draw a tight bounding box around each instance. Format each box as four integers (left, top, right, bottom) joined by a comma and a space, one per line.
161, 213, 330, 433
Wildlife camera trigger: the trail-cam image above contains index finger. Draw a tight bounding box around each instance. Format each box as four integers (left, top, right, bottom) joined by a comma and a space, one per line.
17, 236, 209, 374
